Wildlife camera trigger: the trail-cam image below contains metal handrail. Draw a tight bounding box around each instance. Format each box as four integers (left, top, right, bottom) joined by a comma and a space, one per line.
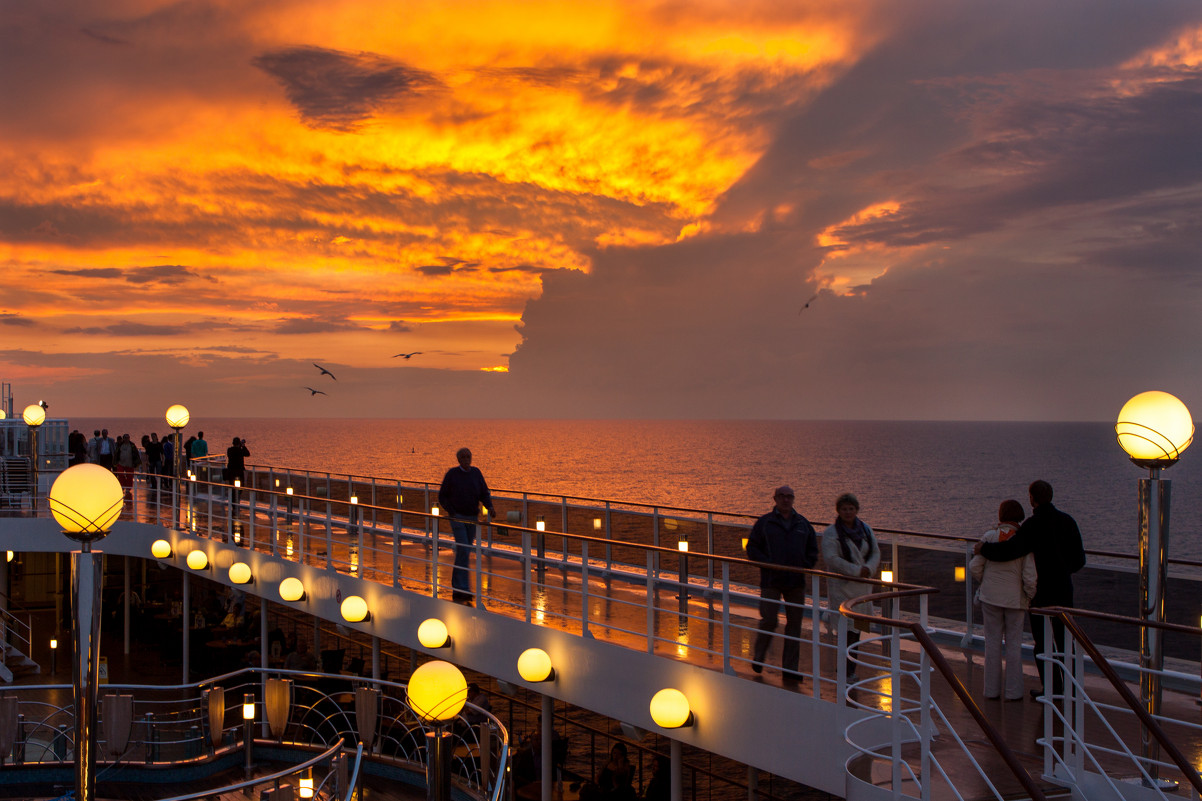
183, 458, 1202, 570
1039, 606, 1202, 796
155, 738, 348, 801
841, 588, 1049, 801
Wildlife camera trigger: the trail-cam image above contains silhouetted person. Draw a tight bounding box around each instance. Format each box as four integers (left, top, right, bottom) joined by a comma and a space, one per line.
438, 447, 495, 603
975, 480, 1085, 699
746, 485, 818, 682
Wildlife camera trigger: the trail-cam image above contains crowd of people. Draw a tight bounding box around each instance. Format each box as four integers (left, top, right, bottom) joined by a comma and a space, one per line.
66, 427, 250, 498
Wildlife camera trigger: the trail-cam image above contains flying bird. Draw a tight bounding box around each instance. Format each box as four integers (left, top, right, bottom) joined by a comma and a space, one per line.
392, 352, 423, 359
799, 294, 819, 314
303, 387, 327, 396
313, 362, 337, 380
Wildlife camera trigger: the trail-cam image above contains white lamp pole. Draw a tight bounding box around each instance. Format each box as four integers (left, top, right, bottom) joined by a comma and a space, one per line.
22, 404, 45, 512
48, 464, 125, 801
1116, 390, 1194, 787
165, 404, 190, 526
407, 660, 468, 801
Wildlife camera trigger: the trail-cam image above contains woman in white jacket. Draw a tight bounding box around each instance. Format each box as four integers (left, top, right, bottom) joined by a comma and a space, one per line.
822, 493, 880, 682
969, 499, 1037, 700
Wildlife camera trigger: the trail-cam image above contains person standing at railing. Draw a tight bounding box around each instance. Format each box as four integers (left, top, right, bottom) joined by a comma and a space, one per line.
191, 431, 208, 462
438, 447, 495, 604
974, 479, 1085, 700
226, 437, 250, 504
746, 485, 818, 683
144, 433, 162, 489
821, 492, 881, 683
114, 433, 141, 499
969, 499, 1036, 701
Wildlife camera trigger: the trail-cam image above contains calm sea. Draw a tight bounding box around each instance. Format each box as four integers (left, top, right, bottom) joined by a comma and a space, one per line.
72, 419, 1201, 560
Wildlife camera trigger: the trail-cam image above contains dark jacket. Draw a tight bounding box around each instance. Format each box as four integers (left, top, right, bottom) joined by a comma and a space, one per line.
438, 466, 494, 519
980, 502, 1084, 607
746, 508, 819, 589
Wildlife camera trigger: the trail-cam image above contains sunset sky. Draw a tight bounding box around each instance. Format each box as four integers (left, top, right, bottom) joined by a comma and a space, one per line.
3, 0, 1202, 420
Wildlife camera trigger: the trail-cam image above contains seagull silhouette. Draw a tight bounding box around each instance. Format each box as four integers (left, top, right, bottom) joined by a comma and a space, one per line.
392, 352, 423, 359
313, 362, 337, 380
303, 387, 327, 396
799, 294, 819, 314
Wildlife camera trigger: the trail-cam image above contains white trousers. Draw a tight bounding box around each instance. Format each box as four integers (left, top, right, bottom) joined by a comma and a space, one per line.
982, 602, 1026, 699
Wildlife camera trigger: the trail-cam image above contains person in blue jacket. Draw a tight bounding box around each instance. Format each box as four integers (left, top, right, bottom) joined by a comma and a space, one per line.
745, 485, 818, 682
438, 448, 495, 603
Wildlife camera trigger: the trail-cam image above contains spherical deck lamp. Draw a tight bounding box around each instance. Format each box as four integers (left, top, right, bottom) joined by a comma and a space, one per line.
517, 648, 554, 683
418, 618, 450, 649
49, 465, 124, 545
1116, 390, 1193, 788
649, 688, 693, 729
341, 595, 370, 622
229, 562, 253, 585
407, 660, 468, 801
279, 577, 306, 602
47, 464, 125, 801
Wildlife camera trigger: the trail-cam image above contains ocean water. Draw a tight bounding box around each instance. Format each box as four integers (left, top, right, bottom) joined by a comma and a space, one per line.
72, 418, 1201, 560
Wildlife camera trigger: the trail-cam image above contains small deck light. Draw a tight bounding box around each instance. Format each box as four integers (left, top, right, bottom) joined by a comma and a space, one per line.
650, 688, 693, 728
517, 648, 554, 683
279, 577, 306, 602
418, 618, 450, 649
186, 550, 208, 570
341, 595, 370, 623
229, 562, 253, 585
151, 539, 172, 559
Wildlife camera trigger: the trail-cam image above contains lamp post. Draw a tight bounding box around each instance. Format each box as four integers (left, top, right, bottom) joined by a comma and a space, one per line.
165, 404, 189, 525
22, 404, 45, 512
47, 464, 125, 801
1115, 390, 1194, 788
406, 660, 468, 801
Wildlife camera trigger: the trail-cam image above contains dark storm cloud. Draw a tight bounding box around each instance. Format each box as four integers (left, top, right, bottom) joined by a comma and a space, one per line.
253, 46, 441, 131
62, 319, 244, 337
273, 316, 370, 335
80, 28, 131, 47
48, 264, 207, 285
828, 74, 1202, 250
65, 322, 186, 336
488, 264, 552, 275
388, 321, 414, 332
505, 0, 1202, 420
0, 314, 35, 327
416, 258, 481, 276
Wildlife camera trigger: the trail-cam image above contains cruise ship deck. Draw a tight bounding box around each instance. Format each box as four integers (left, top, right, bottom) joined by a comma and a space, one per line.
3, 454, 1202, 801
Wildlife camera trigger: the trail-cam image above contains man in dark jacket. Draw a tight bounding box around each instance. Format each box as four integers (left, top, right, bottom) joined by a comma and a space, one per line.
975, 479, 1085, 698
438, 447, 495, 603
746, 485, 818, 682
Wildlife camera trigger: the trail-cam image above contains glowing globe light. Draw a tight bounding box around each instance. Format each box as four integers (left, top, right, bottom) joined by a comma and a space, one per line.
229, 562, 253, 584
406, 660, 467, 722
0, 408, 6, 419
48, 464, 124, 542
649, 688, 693, 729
22, 404, 45, 427
151, 540, 172, 559
341, 595, 369, 622
418, 618, 450, 649
165, 404, 190, 429
279, 577, 306, 602
517, 648, 554, 683
186, 550, 208, 570
1116, 391, 1194, 467
6, 551, 13, 562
